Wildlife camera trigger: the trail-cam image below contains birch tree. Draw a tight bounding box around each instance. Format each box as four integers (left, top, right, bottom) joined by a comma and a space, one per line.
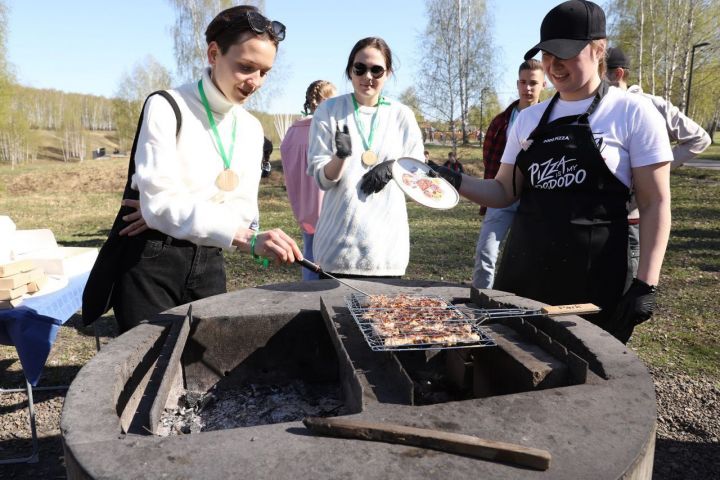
113, 56, 173, 150
416, 0, 495, 149
168, 0, 293, 112
606, 0, 720, 128
0, 1, 33, 167
0, 0, 12, 131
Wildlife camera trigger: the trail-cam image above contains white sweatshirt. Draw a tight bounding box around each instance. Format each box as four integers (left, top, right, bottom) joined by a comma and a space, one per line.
131, 68, 263, 249
307, 94, 424, 275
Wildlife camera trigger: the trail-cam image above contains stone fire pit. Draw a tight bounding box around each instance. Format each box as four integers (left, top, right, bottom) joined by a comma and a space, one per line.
61, 280, 656, 479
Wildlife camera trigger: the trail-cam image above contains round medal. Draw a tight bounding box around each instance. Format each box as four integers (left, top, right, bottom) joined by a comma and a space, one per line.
361, 150, 378, 167
215, 169, 239, 191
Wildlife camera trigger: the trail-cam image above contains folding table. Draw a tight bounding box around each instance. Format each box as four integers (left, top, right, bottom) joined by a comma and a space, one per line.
0, 271, 90, 464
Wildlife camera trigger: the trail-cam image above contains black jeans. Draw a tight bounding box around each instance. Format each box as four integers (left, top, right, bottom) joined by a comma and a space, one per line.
112, 231, 226, 333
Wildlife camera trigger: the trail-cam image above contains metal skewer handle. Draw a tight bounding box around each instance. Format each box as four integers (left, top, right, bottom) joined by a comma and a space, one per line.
462, 303, 601, 321
296, 259, 372, 296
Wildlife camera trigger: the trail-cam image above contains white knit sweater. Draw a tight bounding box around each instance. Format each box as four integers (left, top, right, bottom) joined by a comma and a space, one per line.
307, 94, 424, 275
131, 68, 263, 249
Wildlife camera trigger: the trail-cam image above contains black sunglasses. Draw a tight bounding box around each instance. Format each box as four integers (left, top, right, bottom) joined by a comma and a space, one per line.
245, 11, 286, 41
352, 62, 386, 79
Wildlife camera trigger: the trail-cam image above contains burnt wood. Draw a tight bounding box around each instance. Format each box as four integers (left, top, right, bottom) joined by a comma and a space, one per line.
303, 416, 552, 471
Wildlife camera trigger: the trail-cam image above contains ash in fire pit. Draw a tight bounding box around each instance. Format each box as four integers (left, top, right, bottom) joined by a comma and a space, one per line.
154, 309, 350, 436
158, 381, 345, 436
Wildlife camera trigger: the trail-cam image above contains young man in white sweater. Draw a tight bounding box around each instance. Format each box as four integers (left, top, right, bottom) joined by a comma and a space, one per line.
110, 6, 301, 332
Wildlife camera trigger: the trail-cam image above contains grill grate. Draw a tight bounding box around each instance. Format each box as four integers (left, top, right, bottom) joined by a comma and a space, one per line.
345, 293, 496, 352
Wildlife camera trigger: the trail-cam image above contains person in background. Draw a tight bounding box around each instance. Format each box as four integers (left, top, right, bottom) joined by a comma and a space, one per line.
473, 59, 545, 289
281, 80, 337, 280
424, 150, 431, 162
443, 151, 465, 173
109, 6, 301, 332
261, 137, 273, 178
431, 0, 672, 344
604, 46, 711, 280
605, 47, 711, 173
307, 37, 424, 278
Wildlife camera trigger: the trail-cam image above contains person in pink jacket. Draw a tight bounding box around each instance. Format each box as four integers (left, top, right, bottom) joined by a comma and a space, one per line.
281, 80, 337, 280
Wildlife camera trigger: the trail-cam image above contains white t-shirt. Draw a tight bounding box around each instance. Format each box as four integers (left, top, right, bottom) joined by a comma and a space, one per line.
132, 68, 264, 249
307, 93, 424, 275
501, 86, 672, 188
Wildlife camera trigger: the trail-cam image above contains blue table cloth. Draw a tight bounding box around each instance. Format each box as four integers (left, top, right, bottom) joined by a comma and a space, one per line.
0, 272, 89, 386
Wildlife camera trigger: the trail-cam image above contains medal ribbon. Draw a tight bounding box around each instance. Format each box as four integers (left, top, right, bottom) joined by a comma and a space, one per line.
351, 93, 385, 152
198, 79, 237, 170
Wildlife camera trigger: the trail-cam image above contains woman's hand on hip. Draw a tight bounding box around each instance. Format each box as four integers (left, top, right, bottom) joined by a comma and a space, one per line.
119, 199, 149, 236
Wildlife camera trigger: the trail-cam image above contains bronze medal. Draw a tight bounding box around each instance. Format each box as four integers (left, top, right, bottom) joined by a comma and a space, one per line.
215, 169, 239, 191
361, 150, 378, 167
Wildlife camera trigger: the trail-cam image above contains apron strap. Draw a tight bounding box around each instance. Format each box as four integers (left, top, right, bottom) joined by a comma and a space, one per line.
537, 80, 609, 129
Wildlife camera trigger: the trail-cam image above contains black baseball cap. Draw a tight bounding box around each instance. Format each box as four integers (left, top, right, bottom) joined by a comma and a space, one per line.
606, 47, 630, 69
524, 0, 606, 60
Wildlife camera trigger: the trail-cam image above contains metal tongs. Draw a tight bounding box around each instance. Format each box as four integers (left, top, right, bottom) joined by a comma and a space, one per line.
296, 258, 371, 296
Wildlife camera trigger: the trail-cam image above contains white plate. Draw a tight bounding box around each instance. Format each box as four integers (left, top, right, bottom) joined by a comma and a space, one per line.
392, 157, 459, 210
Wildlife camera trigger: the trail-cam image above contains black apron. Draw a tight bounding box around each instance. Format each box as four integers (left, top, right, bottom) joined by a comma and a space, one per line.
494, 82, 630, 327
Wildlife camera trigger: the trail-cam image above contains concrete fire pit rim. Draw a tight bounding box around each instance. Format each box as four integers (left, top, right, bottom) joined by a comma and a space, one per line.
61, 281, 657, 480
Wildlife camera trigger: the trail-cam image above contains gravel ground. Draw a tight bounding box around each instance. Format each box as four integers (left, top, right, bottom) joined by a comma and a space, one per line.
1, 362, 718, 479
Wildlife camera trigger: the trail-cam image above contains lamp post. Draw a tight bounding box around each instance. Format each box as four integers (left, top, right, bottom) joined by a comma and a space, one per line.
685, 41, 710, 115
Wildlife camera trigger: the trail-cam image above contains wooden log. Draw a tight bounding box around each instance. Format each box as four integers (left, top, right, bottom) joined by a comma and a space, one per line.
0, 284, 28, 301
0, 259, 34, 277
0, 267, 44, 290
303, 416, 551, 471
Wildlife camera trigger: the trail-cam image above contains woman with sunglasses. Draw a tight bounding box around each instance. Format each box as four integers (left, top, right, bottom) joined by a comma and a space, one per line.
85, 6, 301, 333
433, 0, 672, 344
307, 37, 424, 279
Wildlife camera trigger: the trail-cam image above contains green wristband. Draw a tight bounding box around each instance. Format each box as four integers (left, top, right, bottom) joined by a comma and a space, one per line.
250, 233, 270, 268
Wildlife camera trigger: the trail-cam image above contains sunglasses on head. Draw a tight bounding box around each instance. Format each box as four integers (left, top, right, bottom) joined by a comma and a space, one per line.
352, 62, 386, 79
244, 10, 286, 41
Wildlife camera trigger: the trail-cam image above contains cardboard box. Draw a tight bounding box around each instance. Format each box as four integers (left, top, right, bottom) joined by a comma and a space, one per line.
0, 216, 16, 264
11, 229, 58, 257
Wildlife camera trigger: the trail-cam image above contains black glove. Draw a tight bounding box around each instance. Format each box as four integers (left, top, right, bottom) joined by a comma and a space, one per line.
360, 160, 395, 195
609, 278, 657, 344
427, 160, 462, 190
335, 124, 352, 159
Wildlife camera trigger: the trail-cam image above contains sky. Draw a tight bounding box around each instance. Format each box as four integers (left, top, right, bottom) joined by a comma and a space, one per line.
6, 0, 562, 115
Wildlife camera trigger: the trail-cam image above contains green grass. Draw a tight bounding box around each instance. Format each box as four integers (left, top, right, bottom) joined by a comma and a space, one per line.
1, 144, 719, 381
697, 132, 720, 160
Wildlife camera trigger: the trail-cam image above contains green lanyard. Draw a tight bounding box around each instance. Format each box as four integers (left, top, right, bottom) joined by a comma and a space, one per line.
198, 79, 237, 170
351, 93, 385, 152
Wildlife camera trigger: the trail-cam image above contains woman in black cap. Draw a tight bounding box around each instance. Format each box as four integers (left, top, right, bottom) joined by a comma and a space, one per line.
433, 0, 672, 343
